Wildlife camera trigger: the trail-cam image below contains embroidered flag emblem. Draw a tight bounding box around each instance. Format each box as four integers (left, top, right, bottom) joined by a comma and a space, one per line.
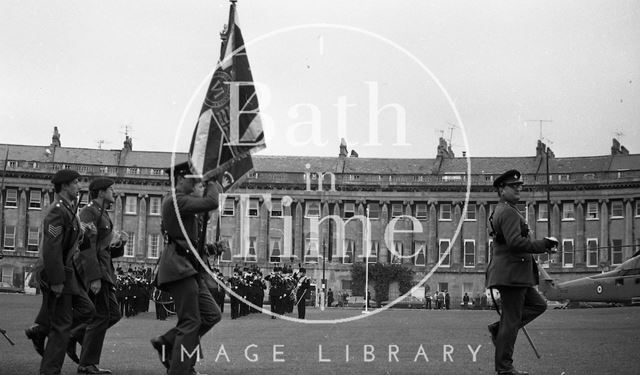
48, 225, 62, 238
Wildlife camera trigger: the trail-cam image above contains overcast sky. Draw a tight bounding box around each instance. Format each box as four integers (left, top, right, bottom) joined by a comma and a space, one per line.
1, 0, 639, 160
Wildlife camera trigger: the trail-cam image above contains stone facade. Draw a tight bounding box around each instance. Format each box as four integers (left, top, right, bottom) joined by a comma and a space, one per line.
1, 131, 639, 305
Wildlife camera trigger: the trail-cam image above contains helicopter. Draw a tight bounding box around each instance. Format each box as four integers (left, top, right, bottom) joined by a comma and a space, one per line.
538, 250, 640, 306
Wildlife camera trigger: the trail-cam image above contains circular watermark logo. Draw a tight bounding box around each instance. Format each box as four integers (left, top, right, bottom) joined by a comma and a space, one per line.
169, 23, 471, 324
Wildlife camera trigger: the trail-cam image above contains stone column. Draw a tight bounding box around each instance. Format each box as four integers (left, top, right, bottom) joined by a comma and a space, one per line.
258, 198, 269, 264
114, 194, 123, 232
575, 200, 585, 265
321, 201, 330, 257
17, 188, 27, 252
295, 200, 304, 262
380, 202, 389, 263
551, 202, 561, 265
477, 202, 487, 265
331, 202, 341, 263
356, 202, 365, 260
526, 202, 536, 236
451, 202, 462, 267
427, 200, 438, 265
599, 199, 609, 266
137, 194, 147, 259
624, 199, 634, 260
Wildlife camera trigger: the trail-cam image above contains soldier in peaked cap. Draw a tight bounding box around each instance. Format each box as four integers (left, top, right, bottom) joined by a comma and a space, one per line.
150, 161, 223, 375
295, 267, 311, 319
486, 169, 558, 375
25, 169, 98, 375
69, 177, 127, 374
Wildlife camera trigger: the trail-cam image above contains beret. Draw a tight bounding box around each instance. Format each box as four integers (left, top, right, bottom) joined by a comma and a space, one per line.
493, 169, 523, 188
51, 169, 80, 184
164, 161, 192, 177
89, 177, 115, 191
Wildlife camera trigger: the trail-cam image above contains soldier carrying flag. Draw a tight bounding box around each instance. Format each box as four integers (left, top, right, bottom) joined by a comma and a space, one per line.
150, 1, 265, 374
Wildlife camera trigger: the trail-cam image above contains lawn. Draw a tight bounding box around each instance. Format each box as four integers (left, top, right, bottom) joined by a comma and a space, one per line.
1, 293, 639, 374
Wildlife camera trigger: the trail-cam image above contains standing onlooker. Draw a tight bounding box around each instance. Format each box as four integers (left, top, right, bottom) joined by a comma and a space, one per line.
463, 293, 470, 309
424, 290, 432, 310
445, 291, 451, 310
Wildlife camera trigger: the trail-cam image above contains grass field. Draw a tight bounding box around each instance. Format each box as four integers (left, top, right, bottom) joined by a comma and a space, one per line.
1, 293, 639, 375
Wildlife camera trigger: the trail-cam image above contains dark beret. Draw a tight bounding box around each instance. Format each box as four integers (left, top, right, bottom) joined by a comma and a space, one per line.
89, 177, 115, 192
493, 169, 523, 188
51, 169, 80, 184
164, 161, 192, 177
299, 267, 306, 273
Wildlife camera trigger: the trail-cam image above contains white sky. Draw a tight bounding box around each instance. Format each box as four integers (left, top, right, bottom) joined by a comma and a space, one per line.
1, 0, 639, 159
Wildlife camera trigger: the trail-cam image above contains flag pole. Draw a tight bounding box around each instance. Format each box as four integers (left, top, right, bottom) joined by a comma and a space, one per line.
197, 0, 236, 275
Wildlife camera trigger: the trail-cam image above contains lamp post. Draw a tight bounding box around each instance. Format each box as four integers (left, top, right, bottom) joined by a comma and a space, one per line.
321, 239, 327, 311
363, 207, 370, 314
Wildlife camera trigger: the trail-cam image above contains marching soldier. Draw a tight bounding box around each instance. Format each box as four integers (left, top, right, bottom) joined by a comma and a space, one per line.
25, 169, 96, 375
486, 169, 558, 375
150, 162, 223, 375
71, 178, 127, 374
295, 268, 311, 319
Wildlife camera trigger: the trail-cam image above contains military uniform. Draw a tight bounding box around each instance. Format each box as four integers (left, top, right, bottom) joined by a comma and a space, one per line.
295, 269, 311, 319
265, 268, 285, 317
151, 163, 223, 375
30, 170, 96, 375
74, 177, 126, 373
228, 271, 243, 319
486, 170, 557, 375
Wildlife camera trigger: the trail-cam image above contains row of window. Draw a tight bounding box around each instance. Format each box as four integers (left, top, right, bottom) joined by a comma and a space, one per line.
4, 161, 165, 177
3, 222, 630, 268
206, 236, 630, 268
2, 189, 163, 215
218, 197, 640, 221
304, 171, 631, 184
5, 188, 637, 221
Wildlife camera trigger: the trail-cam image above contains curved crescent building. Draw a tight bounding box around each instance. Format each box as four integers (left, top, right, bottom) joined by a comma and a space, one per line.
1, 129, 638, 306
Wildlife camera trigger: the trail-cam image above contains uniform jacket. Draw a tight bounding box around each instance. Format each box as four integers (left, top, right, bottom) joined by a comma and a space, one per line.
295, 275, 311, 299
78, 199, 125, 286
36, 194, 87, 295
485, 201, 547, 288
155, 185, 219, 289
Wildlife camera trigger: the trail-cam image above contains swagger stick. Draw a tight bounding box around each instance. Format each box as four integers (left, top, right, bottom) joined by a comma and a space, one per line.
0, 328, 15, 345
489, 288, 541, 359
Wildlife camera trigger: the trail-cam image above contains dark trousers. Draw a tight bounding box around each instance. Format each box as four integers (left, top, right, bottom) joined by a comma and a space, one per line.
160, 275, 221, 375
240, 296, 249, 316
230, 296, 240, 319
37, 290, 95, 375
296, 293, 306, 319
493, 286, 547, 373
156, 300, 168, 320
79, 284, 121, 366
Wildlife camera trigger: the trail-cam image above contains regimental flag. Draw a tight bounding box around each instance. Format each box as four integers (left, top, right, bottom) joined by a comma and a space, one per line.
189, 2, 265, 191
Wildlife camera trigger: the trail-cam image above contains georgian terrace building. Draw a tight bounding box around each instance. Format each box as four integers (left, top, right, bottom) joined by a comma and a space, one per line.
1, 129, 639, 303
